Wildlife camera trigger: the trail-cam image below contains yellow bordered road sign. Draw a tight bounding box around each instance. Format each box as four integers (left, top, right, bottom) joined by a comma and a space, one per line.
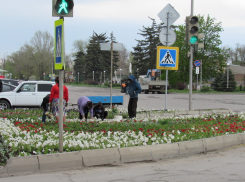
156, 46, 179, 70
54, 19, 65, 70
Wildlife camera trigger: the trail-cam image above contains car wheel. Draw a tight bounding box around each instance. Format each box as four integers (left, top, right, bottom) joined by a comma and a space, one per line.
0, 100, 10, 110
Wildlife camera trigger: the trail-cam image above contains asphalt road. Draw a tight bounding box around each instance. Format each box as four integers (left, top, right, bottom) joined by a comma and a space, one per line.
66, 85, 245, 113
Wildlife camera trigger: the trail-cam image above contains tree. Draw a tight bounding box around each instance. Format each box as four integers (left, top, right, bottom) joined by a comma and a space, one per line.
212, 69, 236, 92
28, 31, 54, 80
132, 15, 229, 88
85, 32, 119, 82
228, 44, 245, 66
132, 17, 162, 76
117, 45, 129, 76
73, 51, 86, 81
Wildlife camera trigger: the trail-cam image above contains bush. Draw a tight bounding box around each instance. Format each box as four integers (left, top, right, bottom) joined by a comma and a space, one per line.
113, 83, 121, 87
104, 82, 110, 87
85, 79, 99, 85
212, 69, 236, 92
201, 85, 210, 92
176, 82, 186, 90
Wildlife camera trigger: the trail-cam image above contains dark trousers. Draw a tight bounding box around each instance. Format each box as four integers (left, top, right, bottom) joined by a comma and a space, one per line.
94, 111, 108, 121
79, 107, 89, 120
42, 103, 49, 123
128, 97, 138, 118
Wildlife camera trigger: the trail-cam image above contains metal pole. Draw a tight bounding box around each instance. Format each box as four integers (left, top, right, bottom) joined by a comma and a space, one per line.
197, 73, 198, 92
120, 69, 121, 83
104, 71, 105, 83
164, 12, 169, 111
93, 71, 94, 81
78, 73, 79, 82
200, 60, 202, 88
189, 0, 194, 110
110, 42, 113, 108
227, 65, 229, 90
59, 70, 64, 153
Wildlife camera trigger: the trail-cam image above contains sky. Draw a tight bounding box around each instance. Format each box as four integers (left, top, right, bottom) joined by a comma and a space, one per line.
1, 0, 245, 60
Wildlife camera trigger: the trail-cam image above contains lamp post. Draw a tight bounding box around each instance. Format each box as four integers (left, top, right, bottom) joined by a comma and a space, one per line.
104, 71, 105, 83
137, 68, 139, 81
78, 72, 79, 82
84, 71, 85, 82
93, 71, 94, 81
227, 63, 229, 90
120, 68, 122, 83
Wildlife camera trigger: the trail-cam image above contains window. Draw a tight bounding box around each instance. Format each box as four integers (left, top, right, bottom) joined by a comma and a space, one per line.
2, 85, 11, 92
38, 84, 53, 92
19, 83, 36, 92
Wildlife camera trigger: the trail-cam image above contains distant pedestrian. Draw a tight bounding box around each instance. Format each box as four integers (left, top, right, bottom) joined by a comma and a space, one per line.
94, 102, 108, 121
49, 77, 69, 123
127, 75, 142, 119
77, 96, 94, 121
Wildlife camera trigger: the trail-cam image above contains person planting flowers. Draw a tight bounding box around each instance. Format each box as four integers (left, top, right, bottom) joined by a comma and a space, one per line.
77, 96, 93, 121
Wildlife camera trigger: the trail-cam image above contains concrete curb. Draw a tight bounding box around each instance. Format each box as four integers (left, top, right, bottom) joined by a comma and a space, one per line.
136, 109, 232, 118
1, 132, 245, 176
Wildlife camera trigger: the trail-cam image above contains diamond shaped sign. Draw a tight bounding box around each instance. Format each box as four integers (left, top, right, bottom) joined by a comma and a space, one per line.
158, 4, 180, 25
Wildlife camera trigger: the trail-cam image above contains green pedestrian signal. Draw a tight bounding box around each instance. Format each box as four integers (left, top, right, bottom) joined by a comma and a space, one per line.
52, 0, 74, 17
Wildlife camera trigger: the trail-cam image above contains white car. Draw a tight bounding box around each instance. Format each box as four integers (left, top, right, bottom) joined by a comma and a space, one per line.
0, 81, 55, 110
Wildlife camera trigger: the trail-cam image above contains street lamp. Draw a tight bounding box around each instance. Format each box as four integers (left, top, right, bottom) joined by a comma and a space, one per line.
120, 69, 122, 83
78, 72, 79, 82
104, 71, 105, 83
137, 68, 139, 81
93, 71, 94, 81
227, 63, 229, 90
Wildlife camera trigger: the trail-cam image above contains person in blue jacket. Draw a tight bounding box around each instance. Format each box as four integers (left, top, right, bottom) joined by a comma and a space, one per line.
127, 74, 142, 118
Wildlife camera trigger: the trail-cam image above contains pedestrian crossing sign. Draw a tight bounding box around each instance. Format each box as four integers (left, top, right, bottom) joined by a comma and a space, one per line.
156, 46, 179, 70
54, 19, 65, 70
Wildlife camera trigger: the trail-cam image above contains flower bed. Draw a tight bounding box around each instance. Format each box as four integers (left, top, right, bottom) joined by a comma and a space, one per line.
0, 108, 245, 166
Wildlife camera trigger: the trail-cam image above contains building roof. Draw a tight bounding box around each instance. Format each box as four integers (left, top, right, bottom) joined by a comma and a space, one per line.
229, 65, 245, 74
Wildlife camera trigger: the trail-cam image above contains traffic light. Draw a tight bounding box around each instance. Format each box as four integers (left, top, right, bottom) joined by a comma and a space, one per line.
52, 0, 74, 17
186, 16, 199, 45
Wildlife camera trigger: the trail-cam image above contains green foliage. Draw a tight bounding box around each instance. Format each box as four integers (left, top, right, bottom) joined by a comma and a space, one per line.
132, 15, 229, 88
212, 69, 237, 92
84, 79, 99, 85
132, 17, 163, 76
104, 82, 110, 87
201, 85, 211, 92
85, 32, 119, 82
8, 31, 54, 80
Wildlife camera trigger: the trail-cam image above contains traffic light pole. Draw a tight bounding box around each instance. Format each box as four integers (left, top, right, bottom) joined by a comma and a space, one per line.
59, 16, 64, 153
189, 0, 194, 110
